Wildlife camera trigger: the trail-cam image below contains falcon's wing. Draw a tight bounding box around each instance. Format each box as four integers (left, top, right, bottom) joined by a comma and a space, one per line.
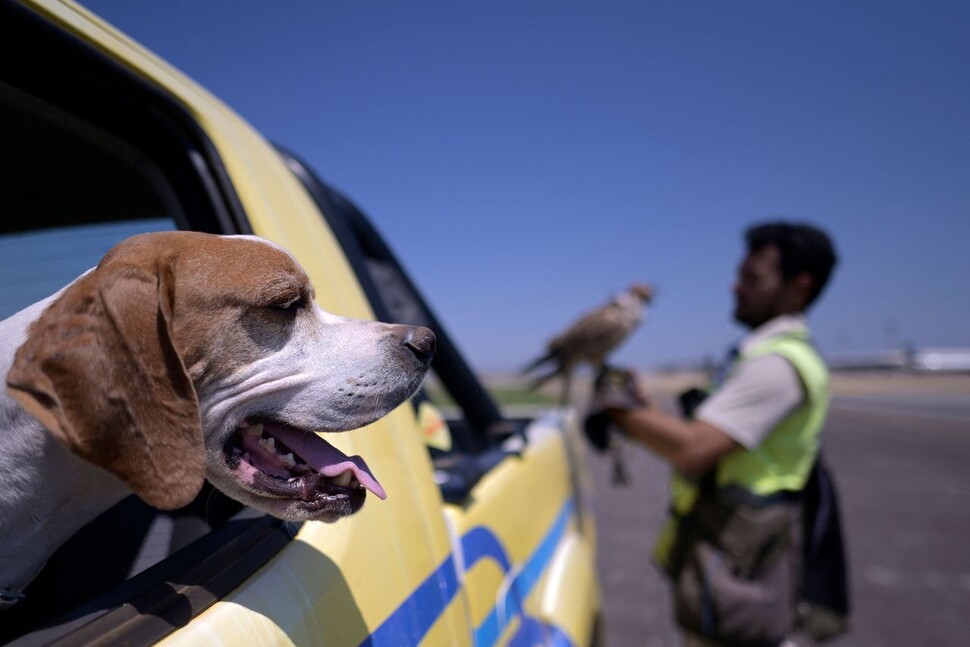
548, 302, 634, 359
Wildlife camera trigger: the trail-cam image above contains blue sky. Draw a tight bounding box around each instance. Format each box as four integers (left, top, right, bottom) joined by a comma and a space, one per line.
80, 1, 970, 372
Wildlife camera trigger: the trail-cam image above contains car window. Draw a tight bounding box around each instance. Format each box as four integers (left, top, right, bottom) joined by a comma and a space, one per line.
0, 219, 174, 321
0, 10, 284, 643
0, 83, 193, 646
0, 82, 183, 320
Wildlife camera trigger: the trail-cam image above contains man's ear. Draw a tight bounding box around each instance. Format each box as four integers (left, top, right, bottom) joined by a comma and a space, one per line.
787, 271, 814, 311
6, 265, 206, 510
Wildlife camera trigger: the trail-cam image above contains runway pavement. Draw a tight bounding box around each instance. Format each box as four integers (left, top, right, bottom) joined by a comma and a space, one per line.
585, 373, 970, 646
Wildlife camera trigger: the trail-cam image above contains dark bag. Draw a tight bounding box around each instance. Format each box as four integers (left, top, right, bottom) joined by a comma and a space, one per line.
671, 387, 797, 645
797, 459, 851, 641
671, 484, 801, 647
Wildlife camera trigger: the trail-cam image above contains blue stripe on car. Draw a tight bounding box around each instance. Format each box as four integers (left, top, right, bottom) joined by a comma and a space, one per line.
360, 498, 575, 647
472, 500, 573, 647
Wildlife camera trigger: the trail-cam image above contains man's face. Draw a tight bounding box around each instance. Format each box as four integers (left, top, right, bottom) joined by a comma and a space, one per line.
733, 244, 789, 328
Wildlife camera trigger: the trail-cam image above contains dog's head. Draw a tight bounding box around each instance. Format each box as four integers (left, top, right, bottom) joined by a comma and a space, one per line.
5, 232, 435, 522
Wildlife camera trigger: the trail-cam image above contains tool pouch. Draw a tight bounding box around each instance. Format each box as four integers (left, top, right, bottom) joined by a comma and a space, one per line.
671, 493, 800, 647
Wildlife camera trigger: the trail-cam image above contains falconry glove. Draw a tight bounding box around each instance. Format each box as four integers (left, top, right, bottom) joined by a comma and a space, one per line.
583, 365, 648, 444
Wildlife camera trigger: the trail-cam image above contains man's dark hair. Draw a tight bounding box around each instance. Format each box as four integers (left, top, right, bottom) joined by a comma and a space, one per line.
745, 221, 838, 308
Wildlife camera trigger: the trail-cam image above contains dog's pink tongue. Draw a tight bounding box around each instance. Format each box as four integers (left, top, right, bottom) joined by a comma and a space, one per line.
270, 425, 386, 500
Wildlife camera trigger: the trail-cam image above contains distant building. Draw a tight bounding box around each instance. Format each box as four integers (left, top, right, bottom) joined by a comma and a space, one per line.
826, 347, 970, 373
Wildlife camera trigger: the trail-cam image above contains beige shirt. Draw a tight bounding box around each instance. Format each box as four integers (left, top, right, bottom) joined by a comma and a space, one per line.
695, 315, 808, 449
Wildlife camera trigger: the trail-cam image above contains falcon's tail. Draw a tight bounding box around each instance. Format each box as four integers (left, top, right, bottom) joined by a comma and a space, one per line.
525, 366, 563, 391
520, 350, 556, 376
522, 358, 570, 398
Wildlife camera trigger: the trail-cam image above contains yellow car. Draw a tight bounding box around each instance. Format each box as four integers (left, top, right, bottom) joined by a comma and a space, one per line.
0, 1, 601, 645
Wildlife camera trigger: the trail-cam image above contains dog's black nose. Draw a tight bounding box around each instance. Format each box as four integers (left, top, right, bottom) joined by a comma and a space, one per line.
404, 326, 436, 366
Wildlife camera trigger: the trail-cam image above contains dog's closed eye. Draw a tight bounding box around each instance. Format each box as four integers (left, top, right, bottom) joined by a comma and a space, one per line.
253, 279, 311, 315
271, 294, 307, 314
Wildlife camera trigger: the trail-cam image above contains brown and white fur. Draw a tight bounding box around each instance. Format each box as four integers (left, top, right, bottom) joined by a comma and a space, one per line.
0, 231, 435, 600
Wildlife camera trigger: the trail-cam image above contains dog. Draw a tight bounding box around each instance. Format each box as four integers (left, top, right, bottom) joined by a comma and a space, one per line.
0, 231, 435, 602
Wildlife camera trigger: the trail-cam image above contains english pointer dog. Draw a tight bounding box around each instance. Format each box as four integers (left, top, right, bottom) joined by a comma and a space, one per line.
0, 231, 435, 604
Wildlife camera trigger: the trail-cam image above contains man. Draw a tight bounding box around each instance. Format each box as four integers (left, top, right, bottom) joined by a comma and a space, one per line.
592, 221, 839, 646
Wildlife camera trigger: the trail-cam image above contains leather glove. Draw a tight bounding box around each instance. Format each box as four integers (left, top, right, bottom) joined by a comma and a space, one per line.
583, 365, 649, 451
677, 387, 709, 419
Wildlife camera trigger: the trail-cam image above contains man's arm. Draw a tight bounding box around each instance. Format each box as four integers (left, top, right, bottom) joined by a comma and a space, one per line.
607, 353, 804, 476
609, 407, 739, 477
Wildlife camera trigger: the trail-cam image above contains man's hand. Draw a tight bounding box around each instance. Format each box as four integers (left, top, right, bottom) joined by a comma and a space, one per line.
594, 365, 650, 410
583, 365, 649, 451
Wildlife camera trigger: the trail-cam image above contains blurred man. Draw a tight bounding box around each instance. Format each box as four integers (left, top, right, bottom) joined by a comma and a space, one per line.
589, 222, 840, 646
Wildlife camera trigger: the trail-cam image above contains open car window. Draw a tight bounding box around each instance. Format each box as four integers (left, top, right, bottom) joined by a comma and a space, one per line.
0, 219, 175, 320
0, 79, 182, 319
0, 5, 292, 643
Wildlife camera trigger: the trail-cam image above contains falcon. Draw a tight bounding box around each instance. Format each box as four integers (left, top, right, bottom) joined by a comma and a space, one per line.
523, 283, 653, 402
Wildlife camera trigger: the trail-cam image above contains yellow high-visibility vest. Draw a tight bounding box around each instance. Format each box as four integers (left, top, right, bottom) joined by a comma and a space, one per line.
654, 331, 830, 571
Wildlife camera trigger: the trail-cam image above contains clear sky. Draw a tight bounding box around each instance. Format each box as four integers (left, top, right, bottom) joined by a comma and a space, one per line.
79, 1, 970, 373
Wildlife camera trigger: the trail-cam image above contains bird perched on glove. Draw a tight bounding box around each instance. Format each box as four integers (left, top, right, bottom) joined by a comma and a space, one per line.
522, 282, 654, 403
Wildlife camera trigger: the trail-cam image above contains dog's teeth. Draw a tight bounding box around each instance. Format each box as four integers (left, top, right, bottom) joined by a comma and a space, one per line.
280, 452, 296, 468
333, 471, 353, 488
245, 423, 264, 437
258, 436, 276, 452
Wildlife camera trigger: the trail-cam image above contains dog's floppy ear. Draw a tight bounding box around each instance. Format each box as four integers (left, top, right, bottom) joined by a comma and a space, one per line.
6, 264, 205, 510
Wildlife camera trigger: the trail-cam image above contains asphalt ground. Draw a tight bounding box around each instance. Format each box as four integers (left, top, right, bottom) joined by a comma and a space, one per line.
584, 372, 970, 647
